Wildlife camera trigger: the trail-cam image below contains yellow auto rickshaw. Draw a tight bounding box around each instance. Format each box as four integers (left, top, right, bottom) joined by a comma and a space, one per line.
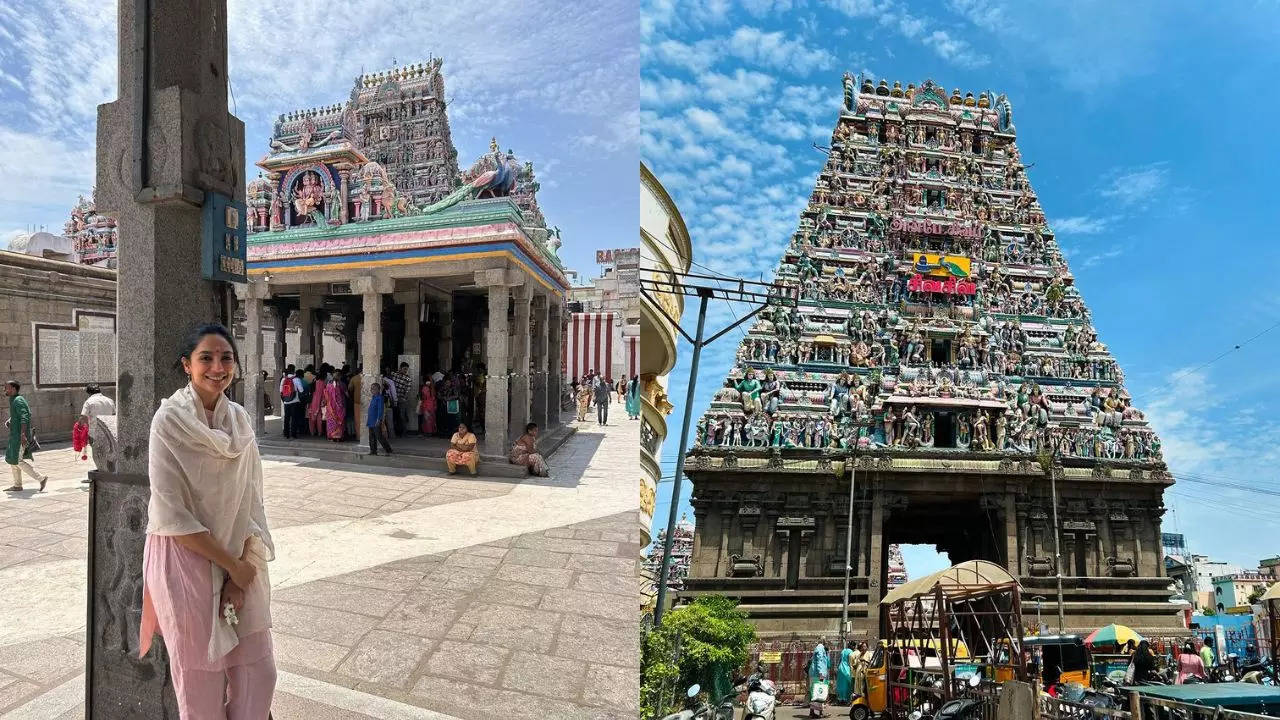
850, 638, 972, 720
996, 635, 1090, 688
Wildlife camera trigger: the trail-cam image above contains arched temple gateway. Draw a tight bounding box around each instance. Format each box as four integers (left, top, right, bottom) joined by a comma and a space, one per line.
677, 78, 1185, 638
236, 62, 568, 457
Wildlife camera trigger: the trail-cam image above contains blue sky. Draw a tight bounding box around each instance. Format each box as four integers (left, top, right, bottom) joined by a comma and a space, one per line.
644, 0, 1280, 575
0, 0, 637, 281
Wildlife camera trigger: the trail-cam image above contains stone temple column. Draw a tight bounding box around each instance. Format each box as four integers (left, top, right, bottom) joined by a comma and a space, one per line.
234, 281, 269, 434
865, 492, 887, 637
91, 0, 244, 712
395, 289, 421, 387
509, 284, 531, 442
297, 293, 320, 368
343, 307, 359, 368
353, 275, 393, 448
546, 299, 564, 428
272, 304, 288, 372
478, 268, 518, 456
530, 294, 549, 430
438, 295, 454, 372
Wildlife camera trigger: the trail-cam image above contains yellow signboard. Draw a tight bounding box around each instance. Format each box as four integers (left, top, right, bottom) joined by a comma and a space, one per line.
759, 651, 783, 664
911, 253, 971, 278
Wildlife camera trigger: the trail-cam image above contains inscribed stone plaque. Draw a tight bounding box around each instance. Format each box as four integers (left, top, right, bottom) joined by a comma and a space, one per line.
33, 310, 117, 388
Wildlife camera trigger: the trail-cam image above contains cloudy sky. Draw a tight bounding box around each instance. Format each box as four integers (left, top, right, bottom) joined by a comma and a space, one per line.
0, 0, 638, 279
646, 0, 1280, 574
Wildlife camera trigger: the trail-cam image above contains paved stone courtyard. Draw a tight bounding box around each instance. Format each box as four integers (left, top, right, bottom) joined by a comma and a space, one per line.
0, 416, 639, 719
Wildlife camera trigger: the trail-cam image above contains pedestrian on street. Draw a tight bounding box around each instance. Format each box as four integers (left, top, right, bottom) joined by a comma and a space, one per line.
594, 376, 612, 426
279, 366, 304, 440
79, 384, 116, 477
380, 366, 400, 436
393, 362, 413, 436
419, 376, 438, 436
307, 367, 327, 437
625, 375, 640, 420
4, 381, 46, 492
320, 370, 346, 442
446, 422, 478, 475
366, 382, 393, 456
1176, 641, 1206, 684
1200, 636, 1216, 671
138, 323, 276, 717
575, 382, 592, 422
836, 645, 854, 703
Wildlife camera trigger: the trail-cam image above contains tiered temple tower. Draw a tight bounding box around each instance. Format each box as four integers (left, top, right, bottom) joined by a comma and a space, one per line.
351, 59, 460, 207
677, 77, 1182, 639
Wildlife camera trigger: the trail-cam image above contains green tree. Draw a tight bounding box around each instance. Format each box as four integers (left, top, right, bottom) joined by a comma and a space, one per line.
641, 596, 758, 720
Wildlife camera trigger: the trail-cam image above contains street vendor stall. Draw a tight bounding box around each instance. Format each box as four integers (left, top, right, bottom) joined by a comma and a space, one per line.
877, 560, 1028, 720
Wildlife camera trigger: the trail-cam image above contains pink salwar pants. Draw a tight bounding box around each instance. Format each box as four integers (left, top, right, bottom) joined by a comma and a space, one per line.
171, 645, 277, 719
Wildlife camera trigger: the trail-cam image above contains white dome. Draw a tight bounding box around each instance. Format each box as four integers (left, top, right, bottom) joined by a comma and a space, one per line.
8, 231, 74, 257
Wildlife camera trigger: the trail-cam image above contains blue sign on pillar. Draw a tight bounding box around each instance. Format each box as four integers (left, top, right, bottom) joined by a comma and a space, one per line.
202, 191, 248, 283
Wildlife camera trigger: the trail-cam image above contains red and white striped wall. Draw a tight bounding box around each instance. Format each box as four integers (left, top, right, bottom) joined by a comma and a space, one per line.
563, 312, 615, 383
624, 335, 639, 380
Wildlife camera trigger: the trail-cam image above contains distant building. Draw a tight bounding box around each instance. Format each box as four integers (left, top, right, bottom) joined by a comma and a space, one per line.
6, 231, 77, 263
1260, 557, 1280, 579
566, 252, 640, 384
1213, 572, 1272, 612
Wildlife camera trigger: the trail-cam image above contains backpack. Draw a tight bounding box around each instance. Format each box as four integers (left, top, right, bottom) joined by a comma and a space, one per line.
280, 376, 295, 400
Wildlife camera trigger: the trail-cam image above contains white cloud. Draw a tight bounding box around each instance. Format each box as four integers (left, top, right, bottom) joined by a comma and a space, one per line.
926, 29, 988, 67
1076, 246, 1124, 269
725, 26, 836, 73
1099, 163, 1169, 209
650, 38, 722, 73
698, 68, 777, 105
641, 75, 697, 106
1054, 215, 1110, 234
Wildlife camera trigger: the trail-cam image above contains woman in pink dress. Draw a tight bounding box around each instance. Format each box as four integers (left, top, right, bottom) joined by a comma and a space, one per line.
139, 323, 276, 717
1176, 641, 1207, 684
307, 373, 327, 437
321, 371, 346, 441
419, 379, 437, 436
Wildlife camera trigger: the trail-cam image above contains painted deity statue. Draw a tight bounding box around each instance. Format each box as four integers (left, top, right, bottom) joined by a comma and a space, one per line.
292, 172, 325, 222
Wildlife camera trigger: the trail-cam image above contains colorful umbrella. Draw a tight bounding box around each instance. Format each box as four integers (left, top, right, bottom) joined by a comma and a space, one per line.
1084, 624, 1144, 647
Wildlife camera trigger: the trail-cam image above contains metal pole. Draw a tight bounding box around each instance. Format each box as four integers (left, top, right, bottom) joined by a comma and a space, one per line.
1050, 467, 1065, 633
654, 290, 710, 626
841, 457, 857, 642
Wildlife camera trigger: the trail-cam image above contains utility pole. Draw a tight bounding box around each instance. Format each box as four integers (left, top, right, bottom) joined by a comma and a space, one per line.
642, 271, 793, 626
840, 455, 857, 642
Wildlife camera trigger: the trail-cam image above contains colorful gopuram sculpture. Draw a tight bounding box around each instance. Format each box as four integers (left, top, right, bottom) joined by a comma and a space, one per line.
64, 193, 118, 267
694, 78, 1160, 461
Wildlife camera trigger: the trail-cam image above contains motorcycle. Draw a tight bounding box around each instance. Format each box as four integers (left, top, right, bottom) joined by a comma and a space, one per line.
743, 672, 778, 720
660, 683, 737, 720
1242, 657, 1277, 685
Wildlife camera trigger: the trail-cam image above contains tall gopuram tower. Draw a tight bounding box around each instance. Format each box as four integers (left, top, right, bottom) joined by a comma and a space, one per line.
678, 77, 1182, 639
351, 59, 460, 207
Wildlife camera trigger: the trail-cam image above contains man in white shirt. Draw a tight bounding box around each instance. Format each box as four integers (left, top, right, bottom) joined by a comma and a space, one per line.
79, 384, 116, 475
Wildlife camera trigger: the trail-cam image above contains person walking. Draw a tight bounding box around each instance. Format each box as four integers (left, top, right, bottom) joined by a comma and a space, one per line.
835, 645, 854, 704
594, 376, 612, 426
279, 366, 304, 440
78, 384, 116, 478
137, 323, 276, 717
320, 371, 346, 442
392, 362, 413, 437
1200, 636, 1216, 673
625, 375, 640, 420
807, 643, 830, 717
419, 377, 438, 436
575, 382, 592, 422
4, 381, 46, 492
365, 382, 393, 455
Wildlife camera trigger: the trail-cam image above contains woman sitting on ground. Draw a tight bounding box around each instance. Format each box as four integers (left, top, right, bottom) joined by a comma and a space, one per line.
509, 422, 549, 476
445, 422, 478, 475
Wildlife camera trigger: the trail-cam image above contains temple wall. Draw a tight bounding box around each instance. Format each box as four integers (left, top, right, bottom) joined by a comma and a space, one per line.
0, 253, 116, 449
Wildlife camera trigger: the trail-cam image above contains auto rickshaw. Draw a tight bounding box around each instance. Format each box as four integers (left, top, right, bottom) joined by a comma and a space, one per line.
850, 638, 972, 720
997, 635, 1090, 688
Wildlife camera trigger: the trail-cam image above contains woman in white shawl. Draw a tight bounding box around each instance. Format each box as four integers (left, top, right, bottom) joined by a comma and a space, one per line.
138, 323, 276, 718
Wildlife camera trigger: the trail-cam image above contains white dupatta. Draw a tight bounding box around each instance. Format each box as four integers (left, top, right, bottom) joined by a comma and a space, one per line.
146, 383, 274, 663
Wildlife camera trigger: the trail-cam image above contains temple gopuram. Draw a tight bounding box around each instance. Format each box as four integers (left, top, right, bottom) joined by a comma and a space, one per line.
238, 61, 568, 458
677, 77, 1183, 639
65, 194, 119, 268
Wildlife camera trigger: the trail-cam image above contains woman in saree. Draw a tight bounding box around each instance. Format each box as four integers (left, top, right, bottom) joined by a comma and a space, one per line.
419, 378, 438, 436
836, 645, 854, 703
576, 383, 592, 422
139, 323, 276, 717
445, 421, 478, 475
307, 370, 327, 437
625, 375, 640, 420
321, 371, 346, 441
509, 422, 549, 476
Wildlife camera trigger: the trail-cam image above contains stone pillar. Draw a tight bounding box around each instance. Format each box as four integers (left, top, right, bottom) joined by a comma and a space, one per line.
438, 295, 454, 371
91, 0, 244, 713
233, 281, 269, 435
509, 284, 531, 442
1006, 493, 1020, 576
338, 168, 350, 224
530, 294, 549, 430
858, 506, 872, 576
547, 300, 563, 428
312, 309, 327, 367
343, 308, 359, 368
272, 304, 289, 373
479, 268, 519, 456
394, 289, 421, 393
353, 275, 393, 448
866, 493, 887, 637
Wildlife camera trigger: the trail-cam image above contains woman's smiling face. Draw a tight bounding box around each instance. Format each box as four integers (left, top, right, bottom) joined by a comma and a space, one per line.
183, 333, 236, 401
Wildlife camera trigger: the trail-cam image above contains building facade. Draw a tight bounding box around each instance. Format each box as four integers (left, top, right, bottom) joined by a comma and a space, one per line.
567, 250, 641, 384
239, 62, 569, 458
678, 78, 1182, 638
1213, 572, 1273, 612
0, 252, 116, 451
640, 163, 693, 550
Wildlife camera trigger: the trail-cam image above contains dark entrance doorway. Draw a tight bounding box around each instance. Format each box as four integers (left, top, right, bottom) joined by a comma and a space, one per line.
931, 338, 951, 364
934, 411, 956, 447
879, 497, 1007, 592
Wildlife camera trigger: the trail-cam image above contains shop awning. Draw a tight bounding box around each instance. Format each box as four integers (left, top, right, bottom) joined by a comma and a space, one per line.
881, 560, 1020, 605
